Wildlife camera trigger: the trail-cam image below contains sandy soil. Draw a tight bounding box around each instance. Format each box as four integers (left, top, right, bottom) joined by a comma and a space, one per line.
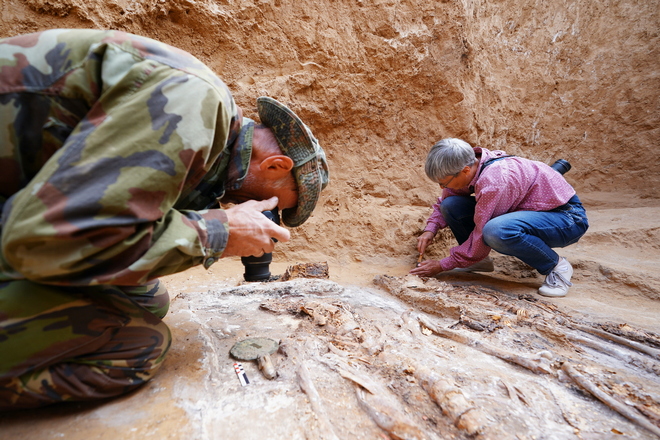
0, 198, 658, 439
0, 0, 659, 438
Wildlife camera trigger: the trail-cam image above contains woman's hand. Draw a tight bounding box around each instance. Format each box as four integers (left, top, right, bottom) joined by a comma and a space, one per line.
409, 259, 443, 277
416, 231, 435, 254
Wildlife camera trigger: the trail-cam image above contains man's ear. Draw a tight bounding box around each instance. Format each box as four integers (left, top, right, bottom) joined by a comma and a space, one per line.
260, 155, 295, 177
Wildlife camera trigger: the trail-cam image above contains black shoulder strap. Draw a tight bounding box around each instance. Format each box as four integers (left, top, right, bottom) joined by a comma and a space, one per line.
477, 155, 515, 179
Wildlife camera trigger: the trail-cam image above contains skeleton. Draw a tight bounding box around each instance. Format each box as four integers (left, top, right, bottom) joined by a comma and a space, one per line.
375, 275, 660, 438
206, 276, 660, 439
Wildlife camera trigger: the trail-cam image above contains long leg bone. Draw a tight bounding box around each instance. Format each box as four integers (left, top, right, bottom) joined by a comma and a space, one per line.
355, 388, 430, 440
567, 333, 660, 375
573, 324, 660, 360
414, 365, 488, 436
296, 362, 341, 440
561, 362, 660, 437
322, 356, 432, 440
417, 314, 552, 374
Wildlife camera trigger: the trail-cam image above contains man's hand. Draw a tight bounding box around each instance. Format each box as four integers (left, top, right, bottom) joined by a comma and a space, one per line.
417, 231, 435, 254
409, 259, 443, 277
221, 197, 291, 258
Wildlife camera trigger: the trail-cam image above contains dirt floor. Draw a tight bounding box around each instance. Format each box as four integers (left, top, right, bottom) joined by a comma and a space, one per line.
1, 196, 659, 439
0, 0, 659, 438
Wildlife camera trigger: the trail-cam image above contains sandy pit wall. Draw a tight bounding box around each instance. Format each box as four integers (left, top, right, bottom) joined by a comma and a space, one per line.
1, 0, 658, 266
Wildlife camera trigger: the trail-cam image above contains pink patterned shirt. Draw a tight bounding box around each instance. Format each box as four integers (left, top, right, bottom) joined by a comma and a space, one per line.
424, 147, 576, 271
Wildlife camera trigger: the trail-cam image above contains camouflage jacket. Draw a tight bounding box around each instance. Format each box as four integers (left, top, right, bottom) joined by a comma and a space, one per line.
0, 29, 249, 286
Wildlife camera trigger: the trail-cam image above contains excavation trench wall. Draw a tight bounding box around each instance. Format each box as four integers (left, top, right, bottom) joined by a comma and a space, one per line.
1, 0, 658, 263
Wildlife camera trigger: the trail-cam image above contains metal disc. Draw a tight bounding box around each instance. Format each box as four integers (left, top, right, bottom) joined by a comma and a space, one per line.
230, 337, 279, 361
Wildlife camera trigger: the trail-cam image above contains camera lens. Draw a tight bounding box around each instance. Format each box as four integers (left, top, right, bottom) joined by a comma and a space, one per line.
241, 209, 280, 282
550, 159, 571, 175
241, 254, 274, 281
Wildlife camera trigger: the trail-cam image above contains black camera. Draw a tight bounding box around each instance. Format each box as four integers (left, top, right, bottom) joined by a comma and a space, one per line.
550, 159, 571, 175
241, 209, 280, 282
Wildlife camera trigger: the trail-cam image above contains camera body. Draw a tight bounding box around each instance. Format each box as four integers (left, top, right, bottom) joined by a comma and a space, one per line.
241, 209, 280, 282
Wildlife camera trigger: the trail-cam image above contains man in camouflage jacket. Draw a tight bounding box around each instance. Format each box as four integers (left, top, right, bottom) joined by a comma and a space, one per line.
0, 29, 329, 410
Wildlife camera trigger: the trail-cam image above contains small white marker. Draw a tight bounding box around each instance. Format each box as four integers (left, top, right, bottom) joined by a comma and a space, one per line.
234, 362, 250, 386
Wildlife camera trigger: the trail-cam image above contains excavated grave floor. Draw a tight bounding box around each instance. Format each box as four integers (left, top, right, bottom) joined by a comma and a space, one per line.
1, 204, 659, 440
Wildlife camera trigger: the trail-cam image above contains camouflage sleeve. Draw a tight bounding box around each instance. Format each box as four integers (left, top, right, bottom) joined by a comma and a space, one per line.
1, 41, 238, 286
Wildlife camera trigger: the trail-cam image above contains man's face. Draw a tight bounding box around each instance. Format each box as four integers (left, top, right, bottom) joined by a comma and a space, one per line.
221, 170, 298, 210
221, 127, 298, 210
273, 181, 298, 210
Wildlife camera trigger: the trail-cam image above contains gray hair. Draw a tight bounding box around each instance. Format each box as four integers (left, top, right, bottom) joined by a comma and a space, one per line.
424, 138, 476, 181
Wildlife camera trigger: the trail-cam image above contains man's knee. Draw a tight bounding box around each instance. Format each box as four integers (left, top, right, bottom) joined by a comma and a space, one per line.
117, 279, 170, 318
0, 281, 172, 411
0, 317, 171, 411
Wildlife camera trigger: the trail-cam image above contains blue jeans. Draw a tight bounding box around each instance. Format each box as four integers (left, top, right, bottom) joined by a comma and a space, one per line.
440, 195, 589, 275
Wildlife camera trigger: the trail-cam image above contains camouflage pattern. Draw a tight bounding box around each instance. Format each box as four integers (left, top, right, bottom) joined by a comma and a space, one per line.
0, 280, 171, 410
0, 28, 247, 287
175, 117, 255, 211
0, 29, 251, 409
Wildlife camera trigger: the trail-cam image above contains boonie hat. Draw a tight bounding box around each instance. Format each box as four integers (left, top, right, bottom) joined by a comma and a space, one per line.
257, 97, 329, 227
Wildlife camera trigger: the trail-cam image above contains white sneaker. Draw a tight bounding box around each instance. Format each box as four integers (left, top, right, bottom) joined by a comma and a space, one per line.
538, 257, 573, 297
452, 257, 495, 273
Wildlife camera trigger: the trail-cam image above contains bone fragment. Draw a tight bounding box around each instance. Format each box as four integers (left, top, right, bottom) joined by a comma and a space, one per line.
326, 342, 350, 357
366, 323, 386, 355
338, 319, 360, 336
417, 314, 552, 374
573, 324, 660, 360
415, 365, 488, 436
257, 354, 277, 379
568, 333, 660, 375
330, 362, 381, 395
355, 388, 429, 440
562, 362, 660, 437
400, 310, 422, 340
323, 356, 432, 439
296, 362, 341, 440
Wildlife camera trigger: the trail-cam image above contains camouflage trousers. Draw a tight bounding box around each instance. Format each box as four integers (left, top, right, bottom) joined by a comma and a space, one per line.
0, 279, 171, 411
